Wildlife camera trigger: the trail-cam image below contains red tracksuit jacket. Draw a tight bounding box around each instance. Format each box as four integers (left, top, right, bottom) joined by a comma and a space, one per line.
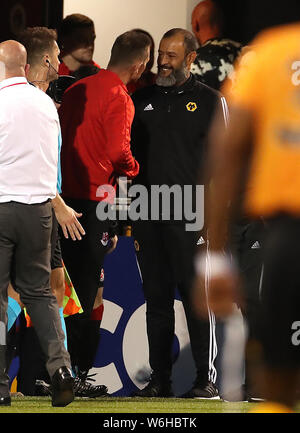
59, 69, 139, 201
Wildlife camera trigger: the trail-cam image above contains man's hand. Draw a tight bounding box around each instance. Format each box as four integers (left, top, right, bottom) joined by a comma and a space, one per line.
107, 235, 118, 254
8, 283, 25, 310
193, 252, 242, 319
52, 194, 85, 241
194, 273, 239, 319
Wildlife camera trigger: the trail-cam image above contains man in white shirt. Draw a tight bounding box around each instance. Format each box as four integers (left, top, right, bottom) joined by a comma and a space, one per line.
14, 26, 108, 399
0, 40, 74, 407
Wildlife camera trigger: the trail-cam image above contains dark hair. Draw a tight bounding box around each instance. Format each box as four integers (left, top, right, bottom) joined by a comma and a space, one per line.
162, 28, 198, 54
131, 29, 155, 71
108, 30, 151, 68
58, 13, 94, 39
17, 26, 57, 66
57, 13, 95, 54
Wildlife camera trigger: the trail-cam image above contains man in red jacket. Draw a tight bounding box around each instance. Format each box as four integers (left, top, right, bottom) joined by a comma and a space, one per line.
59, 30, 150, 387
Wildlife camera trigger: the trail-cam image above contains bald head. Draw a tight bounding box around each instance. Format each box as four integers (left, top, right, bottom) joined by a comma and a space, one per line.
0, 40, 28, 81
191, 0, 223, 45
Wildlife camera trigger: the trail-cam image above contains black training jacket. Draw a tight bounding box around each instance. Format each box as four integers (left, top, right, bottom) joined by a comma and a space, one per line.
131, 74, 228, 190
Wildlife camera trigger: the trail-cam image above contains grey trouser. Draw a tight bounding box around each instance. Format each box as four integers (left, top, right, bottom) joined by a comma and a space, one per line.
0, 200, 71, 396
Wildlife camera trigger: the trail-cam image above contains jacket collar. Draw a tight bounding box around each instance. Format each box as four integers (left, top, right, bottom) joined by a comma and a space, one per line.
0, 76, 28, 90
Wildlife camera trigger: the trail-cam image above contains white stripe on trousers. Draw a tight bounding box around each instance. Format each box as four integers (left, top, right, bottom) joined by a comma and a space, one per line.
205, 241, 218, 384
135, 242, 218, 384
200, 94, 227, 384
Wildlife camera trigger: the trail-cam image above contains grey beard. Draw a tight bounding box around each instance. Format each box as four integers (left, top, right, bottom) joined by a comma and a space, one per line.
156, 64, 189, 87
156, 73, 176, 87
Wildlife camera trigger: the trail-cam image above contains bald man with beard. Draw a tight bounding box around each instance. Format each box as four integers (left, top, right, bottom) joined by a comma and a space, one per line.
0, 40, 74, 407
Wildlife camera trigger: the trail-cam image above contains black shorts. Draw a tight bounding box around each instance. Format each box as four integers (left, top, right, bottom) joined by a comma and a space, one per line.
257, 214, 300, 369
60, 198, 110, 317
50, 208, 63, 270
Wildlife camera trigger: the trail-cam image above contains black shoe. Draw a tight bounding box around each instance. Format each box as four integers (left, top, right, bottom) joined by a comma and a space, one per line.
132, 375, 174, 398
74, 373, 109, 398
0, 396, 11, 406
51, 366, 74, 407
180, 381, 220, 399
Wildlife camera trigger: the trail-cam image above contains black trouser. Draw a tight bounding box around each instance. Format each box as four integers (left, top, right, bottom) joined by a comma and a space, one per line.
229, 218, 265, 392
230, 218, 265, 341
133, 221, 216, 385
0, 201, 70, 397
17, 314, 49, 395
60, 198, 109, 372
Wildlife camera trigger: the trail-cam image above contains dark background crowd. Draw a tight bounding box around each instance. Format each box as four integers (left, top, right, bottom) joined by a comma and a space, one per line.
1, 0, 300, 52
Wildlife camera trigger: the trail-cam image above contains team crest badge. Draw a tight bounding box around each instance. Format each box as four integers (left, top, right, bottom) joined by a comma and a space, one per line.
100, 268, 105, 283
101, 232, 109, 246
186, 102, 197, 112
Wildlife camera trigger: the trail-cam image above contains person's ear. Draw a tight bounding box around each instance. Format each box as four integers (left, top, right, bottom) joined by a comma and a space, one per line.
192, 17, 201, 42
25, 63, 30, 78
186, 51, 197, 68
43, 55, 50, 68
130, 62, 140, 80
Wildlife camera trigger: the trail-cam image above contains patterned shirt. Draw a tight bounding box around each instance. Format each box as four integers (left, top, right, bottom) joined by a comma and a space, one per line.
191, 38, 242, 90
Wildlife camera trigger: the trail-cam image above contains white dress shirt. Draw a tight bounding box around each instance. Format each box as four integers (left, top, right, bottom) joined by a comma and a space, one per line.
0, 77, 59, 204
